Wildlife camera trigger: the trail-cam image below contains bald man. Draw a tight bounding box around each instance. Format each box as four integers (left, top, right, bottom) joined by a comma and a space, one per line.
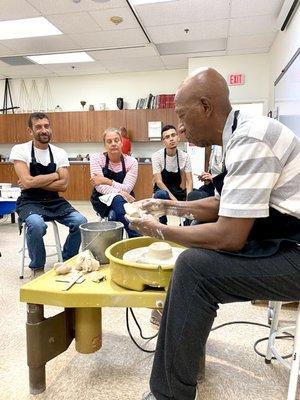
129, 68, 300, 400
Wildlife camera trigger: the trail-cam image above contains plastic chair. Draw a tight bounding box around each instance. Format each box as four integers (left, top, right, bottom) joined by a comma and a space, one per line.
265, 301, 300, 400
19, 220, 63, 279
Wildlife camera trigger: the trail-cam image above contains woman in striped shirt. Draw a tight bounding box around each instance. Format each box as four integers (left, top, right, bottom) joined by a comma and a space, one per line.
90, 128, 139, 237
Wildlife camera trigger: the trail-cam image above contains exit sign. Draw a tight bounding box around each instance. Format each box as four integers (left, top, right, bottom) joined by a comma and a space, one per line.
228, 73, 245, 86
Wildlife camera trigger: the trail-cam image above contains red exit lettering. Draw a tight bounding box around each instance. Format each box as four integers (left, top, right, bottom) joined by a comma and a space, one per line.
228, 74, 245, 85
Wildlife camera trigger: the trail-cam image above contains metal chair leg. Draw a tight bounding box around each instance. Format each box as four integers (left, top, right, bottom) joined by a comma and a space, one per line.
265, 301, 282, 363
51, 221, 63, 262
19, 225, 26, 279
287, 304, 300, 400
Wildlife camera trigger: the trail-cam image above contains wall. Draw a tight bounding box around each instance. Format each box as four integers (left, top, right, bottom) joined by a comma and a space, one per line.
2, 69, 187, 112
188, 53, 270, 114
269, 5, 300, 107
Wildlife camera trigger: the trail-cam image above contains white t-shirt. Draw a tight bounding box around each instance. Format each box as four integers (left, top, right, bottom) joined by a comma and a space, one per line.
10, 141, 69, 170
152, 148, 192, 175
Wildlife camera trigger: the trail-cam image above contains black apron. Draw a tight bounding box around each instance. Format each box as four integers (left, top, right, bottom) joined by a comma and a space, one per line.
16, 142, 76, 223
214, 111, 300, 257
90, 153, 132, 217
154, 149, 186, 201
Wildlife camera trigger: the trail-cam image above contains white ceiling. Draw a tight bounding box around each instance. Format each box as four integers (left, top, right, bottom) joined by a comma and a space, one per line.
0, 0, 286, 78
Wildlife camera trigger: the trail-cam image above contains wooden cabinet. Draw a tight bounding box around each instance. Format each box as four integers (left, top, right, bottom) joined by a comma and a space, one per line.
62, 164, 92, 201
0, 115, 17, 143
126, 109, 148, 141
49, 112, 71, 143
0, 108, 178, 144
165, 108, 179, 129
134, 164, 153, 200
0, 163, 18, 184
91, 111, 106, 142
15, 113, 30, 143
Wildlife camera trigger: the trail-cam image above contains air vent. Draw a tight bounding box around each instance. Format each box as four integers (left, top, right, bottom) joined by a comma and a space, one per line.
0, 56, 35, 66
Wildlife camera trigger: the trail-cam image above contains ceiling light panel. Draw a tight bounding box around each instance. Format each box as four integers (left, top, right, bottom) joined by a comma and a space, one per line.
0, 17, 62, 40
27, 52, 94, 64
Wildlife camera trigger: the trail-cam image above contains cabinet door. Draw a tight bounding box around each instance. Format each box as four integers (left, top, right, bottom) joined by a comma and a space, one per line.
83, 164, 92, 201
165, 108, 179, 129
91, 111, 106, 143
15, 113, 30, 143
126, 109, 148, 141
106, 110, 126, 130
134, 164, 153, 200
68, 111, 93, 142
0, 115, 16, 143
62, 164, 92, 201
48, 112, 71, 143
62, 165, 84, 200
0, 164, 18, 184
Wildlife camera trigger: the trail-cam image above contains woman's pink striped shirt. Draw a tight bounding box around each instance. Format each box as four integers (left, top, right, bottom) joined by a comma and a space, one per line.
90, 152, 138, 195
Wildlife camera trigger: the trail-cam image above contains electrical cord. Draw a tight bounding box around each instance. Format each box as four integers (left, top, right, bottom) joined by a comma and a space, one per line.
126, 308, 158, 353
126, 310, 294, 359
211, 320, 294, 360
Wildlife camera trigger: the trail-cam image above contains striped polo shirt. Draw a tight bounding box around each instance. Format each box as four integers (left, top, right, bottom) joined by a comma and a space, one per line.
218, 110, 300, 219
90, 153, 138, 195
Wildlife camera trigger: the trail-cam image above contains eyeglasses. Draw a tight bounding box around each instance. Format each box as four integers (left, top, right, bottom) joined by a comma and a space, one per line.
163, 132, 177, 140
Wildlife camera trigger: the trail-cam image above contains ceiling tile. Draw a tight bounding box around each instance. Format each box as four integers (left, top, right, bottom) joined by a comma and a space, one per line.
43, 61, 108, 76
70, 29, 148, 49
230, 15, 278, 36
0, 44, 16, 57
227, 32, 277, 50
101, 55, 165, 73
0, 0, 40, 21
157, 38, 227, 55
91, 7, 139, 30
26, 0, 127, 15
0, 64, 53, 78
88, 44, 157, 60
226, 48, 270, 55
135, 0, 230, 27
230, 0, 284, 18
47, 12, 102, 34
161, 54, 188, 69
0, 35, 81, 54
148, 20, 228, 44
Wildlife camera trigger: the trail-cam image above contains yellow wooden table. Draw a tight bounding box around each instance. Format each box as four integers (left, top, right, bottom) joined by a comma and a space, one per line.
20, 266, 167, 395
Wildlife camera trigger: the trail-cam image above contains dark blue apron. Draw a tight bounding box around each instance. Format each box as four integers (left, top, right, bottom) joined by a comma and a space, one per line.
153, 148, 186, 201
90, 153, 133, 217
16, 142, 76, 223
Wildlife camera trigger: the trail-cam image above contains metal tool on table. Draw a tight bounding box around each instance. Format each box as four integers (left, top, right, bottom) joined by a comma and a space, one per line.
56, 272, 85, 291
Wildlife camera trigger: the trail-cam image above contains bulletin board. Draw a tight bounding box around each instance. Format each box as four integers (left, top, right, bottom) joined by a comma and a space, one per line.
274, 47, 300, 137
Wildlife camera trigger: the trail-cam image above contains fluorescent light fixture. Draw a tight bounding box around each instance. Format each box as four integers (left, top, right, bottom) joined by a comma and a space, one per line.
27, 52, 94, 64
0, 17, 62, 40
130, 0, 175, 5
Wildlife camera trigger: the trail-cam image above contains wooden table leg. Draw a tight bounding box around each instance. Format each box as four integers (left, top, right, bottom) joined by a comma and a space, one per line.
27, 304, 46, 395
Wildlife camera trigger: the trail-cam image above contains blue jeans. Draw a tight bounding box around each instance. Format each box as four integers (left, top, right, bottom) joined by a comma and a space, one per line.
153, 190, 170, 225
25, 212, 87, 269
108, 195, 140, 238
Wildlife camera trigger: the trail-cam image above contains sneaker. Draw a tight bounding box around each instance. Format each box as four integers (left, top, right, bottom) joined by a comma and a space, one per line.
30, 267, 44, 279
142, 392, 156, 400
150, 309, 163, 328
